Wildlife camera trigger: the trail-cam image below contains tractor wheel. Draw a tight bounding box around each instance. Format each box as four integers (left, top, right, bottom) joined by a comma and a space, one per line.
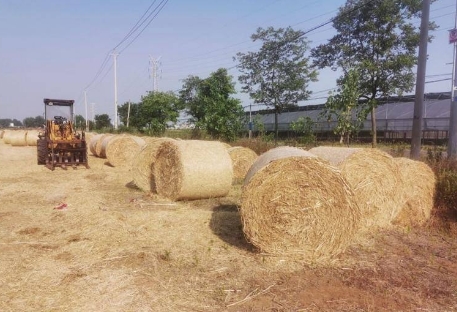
37, 139, 48, 165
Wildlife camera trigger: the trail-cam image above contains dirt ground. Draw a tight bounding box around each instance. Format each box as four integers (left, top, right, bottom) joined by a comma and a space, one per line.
1, 140, 457, 312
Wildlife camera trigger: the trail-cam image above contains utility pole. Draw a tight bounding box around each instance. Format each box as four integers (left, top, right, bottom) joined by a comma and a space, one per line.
149, 55, 162, 92
111, 50, 119, 129
91, 103, 95, 126
448, 1, 457, 159
410, 0, 430, 160
84, 90, 89, 132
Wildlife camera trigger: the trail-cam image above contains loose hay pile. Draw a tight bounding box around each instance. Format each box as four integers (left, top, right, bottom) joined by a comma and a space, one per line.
227, 146, 258, 184
153, 140, 233, 200
240, 147, 360, 261
106, 135, 146, 167
308, 146, 402, 230
131, 137, 174, 192
393, 157, 435, 227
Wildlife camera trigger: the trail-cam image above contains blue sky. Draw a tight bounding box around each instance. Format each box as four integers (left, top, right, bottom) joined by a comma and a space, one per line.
0, 0, 456, 122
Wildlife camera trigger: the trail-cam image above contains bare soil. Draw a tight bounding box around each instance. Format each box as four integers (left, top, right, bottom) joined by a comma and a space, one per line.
1, 141, 457, 311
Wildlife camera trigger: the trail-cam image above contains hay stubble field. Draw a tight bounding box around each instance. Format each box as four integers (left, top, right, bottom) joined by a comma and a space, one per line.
1, 140, 457, 311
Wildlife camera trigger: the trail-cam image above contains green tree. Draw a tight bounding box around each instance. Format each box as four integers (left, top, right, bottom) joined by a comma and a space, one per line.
322, 70, 363, 145
94, 114, 112, 130
139, 91, 182, 135
236, 26, 318, 143
311, 0, 435, 147
75, 115, 86, 130
290, 116, 315, 144
23, 116, 45, 128
118, 101, 142, 129
180, 68, 245, 141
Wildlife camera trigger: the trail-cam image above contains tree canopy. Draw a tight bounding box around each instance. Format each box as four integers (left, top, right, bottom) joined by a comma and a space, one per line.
94, 114, 112, 130
311, 0, 435, 146
23, 115, 45, 128
236, 26, 318, 141
180, 68, 245, 141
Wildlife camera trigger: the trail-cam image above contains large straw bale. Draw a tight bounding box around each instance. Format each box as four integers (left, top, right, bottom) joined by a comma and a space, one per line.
98, 134, 116, 158
131, 137, 173, 192
25, 130, 40, 146
393, 157, 435, 227
3, 130, 13, 144
9, 130, 28, 146
84, 132, 95, 143
0, 129, 4, 139
228, 146, 258, 184
89, 134, 104, 156
153, 140, 233, 200
245, 146, 317, 185
308, 146, 402, 230
241, 148, 360, 261
92, 134, 113, 157
106, 135, 146, 167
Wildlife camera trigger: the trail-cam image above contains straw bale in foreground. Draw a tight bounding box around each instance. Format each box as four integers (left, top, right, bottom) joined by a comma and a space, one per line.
244, 146, 317, 185
153, 140, 233, 200
309, 146, 402, 230
227, 146, 258, 184
106, 135, 146, 167
393, 157, 435, 227
241, 153, 360, 261
131, 137, 173, 192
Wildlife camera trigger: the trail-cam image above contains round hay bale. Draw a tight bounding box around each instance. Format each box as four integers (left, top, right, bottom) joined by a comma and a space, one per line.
308, 146, 402, 230
221, 142, 232, 149
393, 157, 435, 227
89, 134, 104, 156
245, 146, 317, 185
10, 130, 28, 146
84, 132, 96, 144
0, 130, 4, 139
228, 146, 258, 184
131, 137, 174, 192
3, 130, 13, 144
241, 152, 360, 261
25, 130, 40, 146
106, 135, 146, 167
98, 134, 116, 158
153, 140, 233, 200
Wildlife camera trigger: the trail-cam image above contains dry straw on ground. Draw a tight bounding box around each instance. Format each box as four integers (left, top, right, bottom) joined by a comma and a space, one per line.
393, 157, 435, 227
9, 130, 27, 146
25, 130, 40, 146
308, 146, 402, 231
131, 137, 174, 192
153, 140, 233, 200
227, 146, 258, 184
241, 147, 360, 262
106, 135, 146, 167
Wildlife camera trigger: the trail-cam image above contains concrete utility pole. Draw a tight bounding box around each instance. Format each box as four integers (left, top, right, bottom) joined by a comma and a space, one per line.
448, 1, 457, 159
249, 103, 252, 139
149, 55, 162, 92
111, 51, 119, 129
84, 90, 89, 132
411, 0, 430, 160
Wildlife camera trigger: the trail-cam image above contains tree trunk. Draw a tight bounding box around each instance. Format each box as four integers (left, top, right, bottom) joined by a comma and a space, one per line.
371, 106, 377, 148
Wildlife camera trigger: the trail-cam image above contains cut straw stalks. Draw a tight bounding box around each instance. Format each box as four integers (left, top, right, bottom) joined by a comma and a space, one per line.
241, 146, 360, 262
106, 135, 146, 167
153, 140, 233, 200
131, 137, 174, 192
393, 157, 435, 227
227, 146, 258, 184
308, 146, 403, 231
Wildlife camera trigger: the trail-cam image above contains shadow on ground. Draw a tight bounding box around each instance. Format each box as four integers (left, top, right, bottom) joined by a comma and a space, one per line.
209, 204, 255, 252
